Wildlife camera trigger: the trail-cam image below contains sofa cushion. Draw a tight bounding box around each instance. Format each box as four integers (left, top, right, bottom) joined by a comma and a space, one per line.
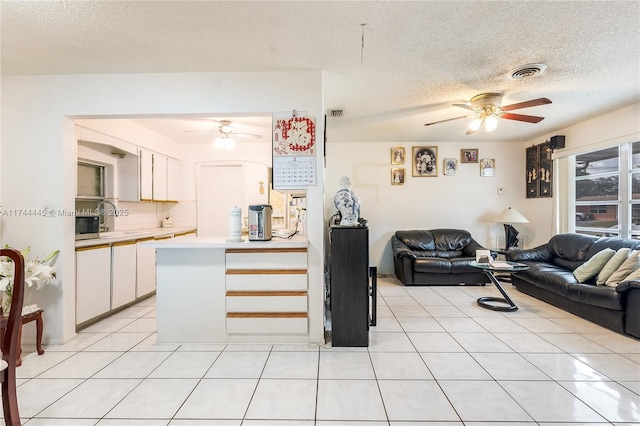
622, 267, 640, 282
573, 248, 615, 283
434, 250, 463, 259
605, 250, 640, 287
518, 263, 578, 297
450, 257, 482, 273
596, 248, 631, 285
431, 229, 472, 251
517, 262, 623, 310
584, 236, 640, 259
395, 230, 435, 251
548, 233, 596, 261
414, 257, 451, 273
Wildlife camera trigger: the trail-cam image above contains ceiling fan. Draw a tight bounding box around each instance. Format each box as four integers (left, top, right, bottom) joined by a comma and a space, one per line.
185, 119, 263, 149
185, 120, 263, 138
424, 93, 552, 135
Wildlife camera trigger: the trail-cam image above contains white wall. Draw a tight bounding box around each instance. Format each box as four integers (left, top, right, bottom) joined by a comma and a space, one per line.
0, 71, 325, 344
325, 140, 537, 273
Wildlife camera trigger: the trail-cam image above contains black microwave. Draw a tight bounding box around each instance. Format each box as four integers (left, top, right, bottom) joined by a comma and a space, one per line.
75, 215, 100, 240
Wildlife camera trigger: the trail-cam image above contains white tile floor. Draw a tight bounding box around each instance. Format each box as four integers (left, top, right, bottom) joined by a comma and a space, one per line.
6, 276, 640, 425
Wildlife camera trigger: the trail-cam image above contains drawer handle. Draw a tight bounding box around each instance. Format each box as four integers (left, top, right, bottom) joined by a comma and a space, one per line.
226, 269, 307, 275
226, 248, 307, 254
226, 312, 307, 318
226, 291, 307, 297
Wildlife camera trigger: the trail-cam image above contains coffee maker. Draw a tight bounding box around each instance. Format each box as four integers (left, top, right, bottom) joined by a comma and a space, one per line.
248, 204, 273, 241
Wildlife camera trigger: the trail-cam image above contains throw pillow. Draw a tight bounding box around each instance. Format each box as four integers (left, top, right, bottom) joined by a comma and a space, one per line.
573, 248, 616, 283
605, 250, 640, 287
596, 247, 632, 285
622, 267, 640, 282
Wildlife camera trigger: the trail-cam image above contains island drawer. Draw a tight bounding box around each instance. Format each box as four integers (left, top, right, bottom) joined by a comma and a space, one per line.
226, 271, 307, 291
226, 291, 307, 312
225, 248, 307, 269
226, 314, 308, 334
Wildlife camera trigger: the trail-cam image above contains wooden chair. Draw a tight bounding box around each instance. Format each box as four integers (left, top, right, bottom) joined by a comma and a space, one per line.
1, 248, 25, 425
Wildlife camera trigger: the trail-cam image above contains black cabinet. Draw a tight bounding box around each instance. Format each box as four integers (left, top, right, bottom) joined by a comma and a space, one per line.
328, 225, 373, 347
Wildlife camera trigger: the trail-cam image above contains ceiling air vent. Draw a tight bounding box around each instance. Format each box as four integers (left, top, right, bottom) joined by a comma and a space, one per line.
328, 109, 344, 117
508, 63, 548, 80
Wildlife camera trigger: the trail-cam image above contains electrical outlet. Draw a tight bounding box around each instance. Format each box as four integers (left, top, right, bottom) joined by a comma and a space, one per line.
497, 187, 504, 195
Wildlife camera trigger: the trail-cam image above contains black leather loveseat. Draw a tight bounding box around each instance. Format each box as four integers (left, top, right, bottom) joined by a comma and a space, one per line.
505, 233, 640, 339
391, 229, 489, 285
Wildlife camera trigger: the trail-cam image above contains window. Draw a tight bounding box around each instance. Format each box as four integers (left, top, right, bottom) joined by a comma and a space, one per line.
574, 142, 640, 238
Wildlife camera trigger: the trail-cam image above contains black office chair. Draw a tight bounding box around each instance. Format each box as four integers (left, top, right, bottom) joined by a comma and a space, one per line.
1, 248, 25, 425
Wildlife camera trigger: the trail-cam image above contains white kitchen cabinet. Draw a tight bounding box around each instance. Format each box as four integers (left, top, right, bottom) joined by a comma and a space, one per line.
140, 150, 179, 202
225, 247, 308, 335
117, 153, 140, 202
111, 241, 137, 309
140, 149, 153, 201
136, 237, 157, 298
153, 153, 168, 201
76, 245, 112, 325
167, 157, 181, 202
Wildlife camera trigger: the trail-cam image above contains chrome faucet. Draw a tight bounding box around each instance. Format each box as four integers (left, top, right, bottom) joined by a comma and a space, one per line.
96, 199, 118, 232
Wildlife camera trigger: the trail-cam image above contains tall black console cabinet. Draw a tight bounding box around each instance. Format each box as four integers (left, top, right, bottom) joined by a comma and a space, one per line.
328, 225, 375, 347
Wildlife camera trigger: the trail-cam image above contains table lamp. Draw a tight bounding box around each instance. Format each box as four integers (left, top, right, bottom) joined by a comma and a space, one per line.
494, 207, 529, 250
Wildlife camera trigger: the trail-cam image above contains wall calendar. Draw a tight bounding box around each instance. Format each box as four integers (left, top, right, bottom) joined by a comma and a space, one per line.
273, 155, 316, 188
272, 111, 317, 190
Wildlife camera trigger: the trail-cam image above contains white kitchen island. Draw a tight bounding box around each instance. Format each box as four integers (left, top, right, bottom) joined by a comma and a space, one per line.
146, 236, 310, 343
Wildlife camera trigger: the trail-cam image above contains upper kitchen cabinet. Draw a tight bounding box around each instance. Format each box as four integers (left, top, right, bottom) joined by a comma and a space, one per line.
139, 149, 154, 201
152, 153, 168, 201
167, 157, 181, 202
116, 153, 140, 202
140, 149, 181, 202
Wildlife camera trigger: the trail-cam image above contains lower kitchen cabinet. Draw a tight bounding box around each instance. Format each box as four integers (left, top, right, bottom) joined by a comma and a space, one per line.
112, 241, 137, 309
76, 244, 112, 325
136, 237, 156, 298
225, 248, 308, 334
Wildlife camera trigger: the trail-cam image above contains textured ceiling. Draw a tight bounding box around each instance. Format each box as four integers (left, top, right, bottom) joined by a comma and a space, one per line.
2, 1, 639, 143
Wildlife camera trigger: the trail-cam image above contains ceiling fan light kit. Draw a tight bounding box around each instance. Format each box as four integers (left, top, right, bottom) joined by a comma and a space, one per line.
219, 121, 234, 134
214, 134, 235, 150
425, 92, 552, 135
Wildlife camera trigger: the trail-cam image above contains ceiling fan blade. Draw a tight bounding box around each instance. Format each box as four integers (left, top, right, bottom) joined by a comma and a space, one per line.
424, 115, 471, 127
501, 97, 552, 111
234, 133, 263, 139
501, 112, 545, 123
453, 103, 473, 110
184, 130, 215, 134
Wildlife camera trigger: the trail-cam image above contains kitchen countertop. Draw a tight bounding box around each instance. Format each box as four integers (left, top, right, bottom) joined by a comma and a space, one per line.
146, 234, 308, 249
75, 227, 197, 248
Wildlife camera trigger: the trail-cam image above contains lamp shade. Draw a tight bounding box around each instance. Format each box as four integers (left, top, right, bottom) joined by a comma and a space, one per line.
494, 207, 529, 224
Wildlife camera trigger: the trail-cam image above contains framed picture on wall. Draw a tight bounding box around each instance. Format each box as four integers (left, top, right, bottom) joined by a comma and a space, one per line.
461, 148, 478, 163
412, 146, 438, 177
443, 158, 457, 176
526, 145, 539, 198
538, 141, 553, 197
391, 147, 405, 165
480, 158, 495, 176
391, 168, 405, 185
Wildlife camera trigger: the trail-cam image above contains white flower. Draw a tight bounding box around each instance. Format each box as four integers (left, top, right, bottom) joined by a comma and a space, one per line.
0, 247, 59, 295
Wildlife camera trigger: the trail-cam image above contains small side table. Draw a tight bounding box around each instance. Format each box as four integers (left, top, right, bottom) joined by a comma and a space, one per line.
1, 309, 45, 367
471, 261, 528, 311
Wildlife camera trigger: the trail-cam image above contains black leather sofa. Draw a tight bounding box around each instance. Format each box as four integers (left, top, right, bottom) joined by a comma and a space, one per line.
391, 229, 489, 285
505, 233, 640, 339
